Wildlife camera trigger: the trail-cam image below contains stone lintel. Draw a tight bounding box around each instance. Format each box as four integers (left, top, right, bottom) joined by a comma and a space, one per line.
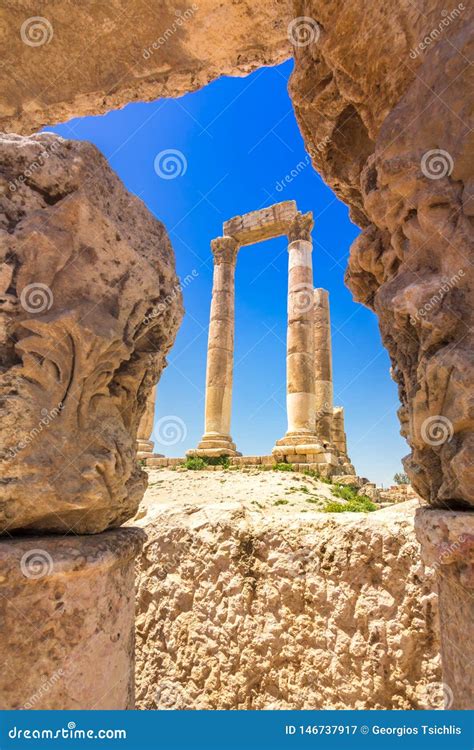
222, 201, 298, 246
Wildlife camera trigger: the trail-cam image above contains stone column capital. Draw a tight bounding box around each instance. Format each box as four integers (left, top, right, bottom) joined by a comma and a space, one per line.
288, 211, 314, 243
211, 236, 239, 265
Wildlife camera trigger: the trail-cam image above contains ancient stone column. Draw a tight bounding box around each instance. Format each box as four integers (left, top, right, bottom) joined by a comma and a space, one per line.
273, 212, 326, 466
191, 236, 241, 457
285, 212, 316, 434
313, 288, 333, 444
415, 508, 474, 709
136, 386, 163, 460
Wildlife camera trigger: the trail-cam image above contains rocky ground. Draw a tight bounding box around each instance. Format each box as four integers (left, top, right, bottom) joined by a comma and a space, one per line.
132, 470, 440, 710
134, 467, 387, 522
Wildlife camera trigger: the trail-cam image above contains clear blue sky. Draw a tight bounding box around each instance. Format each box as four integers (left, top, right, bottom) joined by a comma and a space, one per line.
47, 60, 406, 486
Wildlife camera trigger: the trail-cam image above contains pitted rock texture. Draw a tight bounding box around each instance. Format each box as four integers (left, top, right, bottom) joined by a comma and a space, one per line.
134, 481, 441, 709
0, 133, 183, 533
345, 26, 474, 508
0, 528, 144, 710
0, 0, 292, 133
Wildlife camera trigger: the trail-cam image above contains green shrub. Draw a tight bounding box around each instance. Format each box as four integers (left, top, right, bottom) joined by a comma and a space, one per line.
273, 463, 294, 472
274, 498, 289, 505
330, 483, 361, 501
323, 496, 377, 513
183, 455, 230, 470
183, 456, 206, 470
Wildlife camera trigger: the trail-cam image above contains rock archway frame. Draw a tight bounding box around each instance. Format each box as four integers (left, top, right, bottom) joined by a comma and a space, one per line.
1, 0, 472, 708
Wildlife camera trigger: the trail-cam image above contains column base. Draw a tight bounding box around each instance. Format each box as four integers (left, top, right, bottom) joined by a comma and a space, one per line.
0, 527, 144, 710
187, 433, 241, 458
137, 439, 163, 460
415, 507, 474, 710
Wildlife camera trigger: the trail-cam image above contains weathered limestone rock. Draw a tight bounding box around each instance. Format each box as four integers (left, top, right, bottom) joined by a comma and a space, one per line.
0, 528, 143, 709
415, 508, 474, 709
344, 25, 473, 508
0, 133, 183, 533
134, 497, 441, 709
0, 1, 292, 133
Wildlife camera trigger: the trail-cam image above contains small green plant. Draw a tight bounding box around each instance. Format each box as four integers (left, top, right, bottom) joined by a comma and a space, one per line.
274, 498, 289, 505
394, 471, 409, 485
303, 469, 321, 480
323, 496, 377, 513
330, 483, 360, 501
183, 456, 206, 470
183, 455, 230, 470
305, 497, 321, 504
273, 463, 294, 472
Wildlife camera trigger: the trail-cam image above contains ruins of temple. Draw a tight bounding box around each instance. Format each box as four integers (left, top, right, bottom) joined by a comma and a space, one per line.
181, 201, 354, 476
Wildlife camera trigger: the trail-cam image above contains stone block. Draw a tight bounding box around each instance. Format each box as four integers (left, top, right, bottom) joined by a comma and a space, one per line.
0, 528, 144, 709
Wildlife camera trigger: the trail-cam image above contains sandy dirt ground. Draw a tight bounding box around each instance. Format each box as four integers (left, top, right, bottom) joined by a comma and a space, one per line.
135, 467, 366, 523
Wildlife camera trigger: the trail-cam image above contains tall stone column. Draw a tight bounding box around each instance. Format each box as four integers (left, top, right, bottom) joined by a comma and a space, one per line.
273, 212, 325, 465
191, 236, 241, 457
313, 288, 333, 444
137, 385, 162, 459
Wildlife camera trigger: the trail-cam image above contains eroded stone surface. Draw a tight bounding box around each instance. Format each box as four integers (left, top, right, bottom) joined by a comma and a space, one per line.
0, 1, 292, 133
415, 508, 474, 709
0, 528, 144, 709
134, 485, 441, 709
344, 26, 473, 508
0, 133, 183, 533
